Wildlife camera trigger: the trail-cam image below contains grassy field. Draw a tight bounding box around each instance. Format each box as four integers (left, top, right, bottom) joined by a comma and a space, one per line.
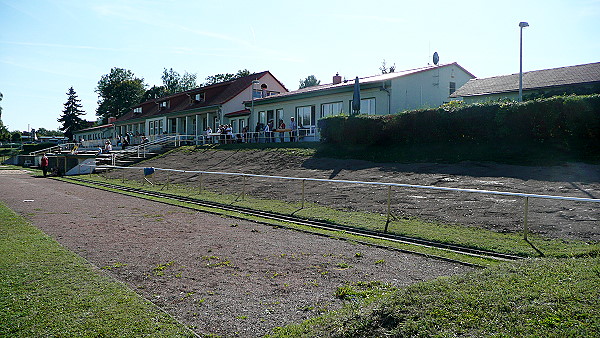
0, 201, 195, 337
267, 256, 600, 337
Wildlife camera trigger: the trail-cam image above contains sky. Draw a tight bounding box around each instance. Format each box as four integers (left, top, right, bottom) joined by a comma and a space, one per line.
1, 0, 599, 132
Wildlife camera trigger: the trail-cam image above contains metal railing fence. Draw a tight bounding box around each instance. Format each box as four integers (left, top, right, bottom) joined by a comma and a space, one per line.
91, 164, 600, 244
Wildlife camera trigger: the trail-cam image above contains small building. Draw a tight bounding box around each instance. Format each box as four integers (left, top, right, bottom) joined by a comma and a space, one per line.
450, 61, 600, 103
72, 118, 116, 147
245, 62, 475, 140
114, 71, 287, 140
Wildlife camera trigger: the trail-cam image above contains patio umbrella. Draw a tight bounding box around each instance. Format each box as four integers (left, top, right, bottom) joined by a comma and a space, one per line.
352, 76, 360, 115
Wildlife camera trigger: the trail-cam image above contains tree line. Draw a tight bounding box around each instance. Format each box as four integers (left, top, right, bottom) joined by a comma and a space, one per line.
54, 67, 254, 140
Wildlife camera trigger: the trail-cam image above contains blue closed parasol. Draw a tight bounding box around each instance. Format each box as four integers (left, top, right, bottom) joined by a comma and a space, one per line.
352, 76, 361, 114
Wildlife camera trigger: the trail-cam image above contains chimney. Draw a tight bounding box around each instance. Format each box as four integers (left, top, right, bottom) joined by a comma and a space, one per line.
333, 73, 342, 85
107, 117, 116, 124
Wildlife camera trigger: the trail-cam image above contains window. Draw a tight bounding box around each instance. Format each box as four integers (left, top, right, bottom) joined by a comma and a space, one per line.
276, 109, 284, 124
449, 82, 456, 95
213, 117, 219, 131
267, 110, 275, 123
134, 107, 142, 114
259, 111, 266, 124
296, 105, 316, 127
350, 98, 376, 114
159, 101, 170, 110
321, 102, 343, 118
194, 93, 205, 102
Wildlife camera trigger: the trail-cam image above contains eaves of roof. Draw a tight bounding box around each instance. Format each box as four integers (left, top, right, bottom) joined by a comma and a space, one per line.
248, 62, 472, 106
115, 105, 221, 125
74, 124, 114, 133
247, 81, 383, 106
225, 109, 251, 117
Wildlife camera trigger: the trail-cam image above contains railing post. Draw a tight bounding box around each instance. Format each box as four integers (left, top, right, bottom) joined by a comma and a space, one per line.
523, 196, 529, 240
241, 176, 246, 201
199, 172, 203, 194
301, 179, 305, 209
385, 185, 392, 233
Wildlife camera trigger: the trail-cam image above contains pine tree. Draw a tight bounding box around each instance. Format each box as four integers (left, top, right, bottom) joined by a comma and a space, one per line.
57, 87, 87, 141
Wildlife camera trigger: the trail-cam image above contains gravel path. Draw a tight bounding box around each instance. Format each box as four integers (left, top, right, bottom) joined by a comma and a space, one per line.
0, 170, 471, 337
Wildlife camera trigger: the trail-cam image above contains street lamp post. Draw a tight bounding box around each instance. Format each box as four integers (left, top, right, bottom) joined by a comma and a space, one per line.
519, 21, 529, 102
251, 79, 259, 123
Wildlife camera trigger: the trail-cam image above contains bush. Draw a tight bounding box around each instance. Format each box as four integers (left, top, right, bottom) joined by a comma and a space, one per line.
319, 94, 600, 156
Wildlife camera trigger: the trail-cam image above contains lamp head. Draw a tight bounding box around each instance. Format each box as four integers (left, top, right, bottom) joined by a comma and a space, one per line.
519, 22, 529, 28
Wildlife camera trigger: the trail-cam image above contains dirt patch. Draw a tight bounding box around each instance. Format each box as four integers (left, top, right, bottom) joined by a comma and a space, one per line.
0, 173, 471, 337
115, 149, 600, 242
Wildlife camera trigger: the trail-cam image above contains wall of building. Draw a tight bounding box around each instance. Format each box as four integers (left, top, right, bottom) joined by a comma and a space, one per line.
390, 64, 473, 113
248, 86, 389, 135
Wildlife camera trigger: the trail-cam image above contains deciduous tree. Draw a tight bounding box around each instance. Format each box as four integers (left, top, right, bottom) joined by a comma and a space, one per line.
0, 91, 8, 141
58, 87, 88, 141
162, 68, 197, 94
141, 85, 169, 102
204, 69, 251, 86
299, 75, 320, 89
95, 67, 146, 123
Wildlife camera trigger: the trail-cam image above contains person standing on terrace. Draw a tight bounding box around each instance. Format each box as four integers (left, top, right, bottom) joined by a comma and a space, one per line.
289, 117, 297, 142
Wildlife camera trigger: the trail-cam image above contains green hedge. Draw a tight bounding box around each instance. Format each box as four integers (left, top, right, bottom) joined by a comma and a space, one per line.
319, 94, 600, 153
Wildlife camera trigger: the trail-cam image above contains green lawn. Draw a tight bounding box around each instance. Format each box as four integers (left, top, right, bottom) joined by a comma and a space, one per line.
0, 202, 195, 337
268, 256, 600, 337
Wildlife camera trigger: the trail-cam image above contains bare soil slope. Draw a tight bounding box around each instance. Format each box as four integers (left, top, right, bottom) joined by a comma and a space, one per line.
130, 148, 600, 241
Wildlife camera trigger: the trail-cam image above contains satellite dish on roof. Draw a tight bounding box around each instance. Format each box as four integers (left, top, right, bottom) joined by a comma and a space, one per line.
433, 52, 439, 65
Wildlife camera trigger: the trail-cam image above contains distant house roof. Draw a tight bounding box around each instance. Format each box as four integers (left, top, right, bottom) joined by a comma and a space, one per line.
251, 63, 474, 104
116, 71, 286, 123
450, 62, 600, 98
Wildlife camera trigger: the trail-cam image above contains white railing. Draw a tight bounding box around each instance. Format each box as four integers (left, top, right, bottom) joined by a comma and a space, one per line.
90, 164, 600, 243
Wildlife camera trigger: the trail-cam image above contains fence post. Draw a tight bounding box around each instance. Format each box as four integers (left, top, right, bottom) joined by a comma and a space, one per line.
385, 185, 392, 233
241, 175, 246, 200
198, 172, 203, 195
523, 196, 529, 240
301, 179, 305, 209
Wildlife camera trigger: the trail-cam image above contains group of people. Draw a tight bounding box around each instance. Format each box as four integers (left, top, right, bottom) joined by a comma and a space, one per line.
203, 117, 299, 144
253, 117, 298, 143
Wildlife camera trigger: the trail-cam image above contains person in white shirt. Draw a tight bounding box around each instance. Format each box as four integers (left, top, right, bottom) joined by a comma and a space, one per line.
289, 117, 298, 142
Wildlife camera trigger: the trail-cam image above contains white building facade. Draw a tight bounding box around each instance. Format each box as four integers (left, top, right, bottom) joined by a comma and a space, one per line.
246, 63, 474, 140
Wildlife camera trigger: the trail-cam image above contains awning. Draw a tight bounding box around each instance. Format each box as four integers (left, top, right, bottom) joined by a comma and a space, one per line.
224, 109, 251, 117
